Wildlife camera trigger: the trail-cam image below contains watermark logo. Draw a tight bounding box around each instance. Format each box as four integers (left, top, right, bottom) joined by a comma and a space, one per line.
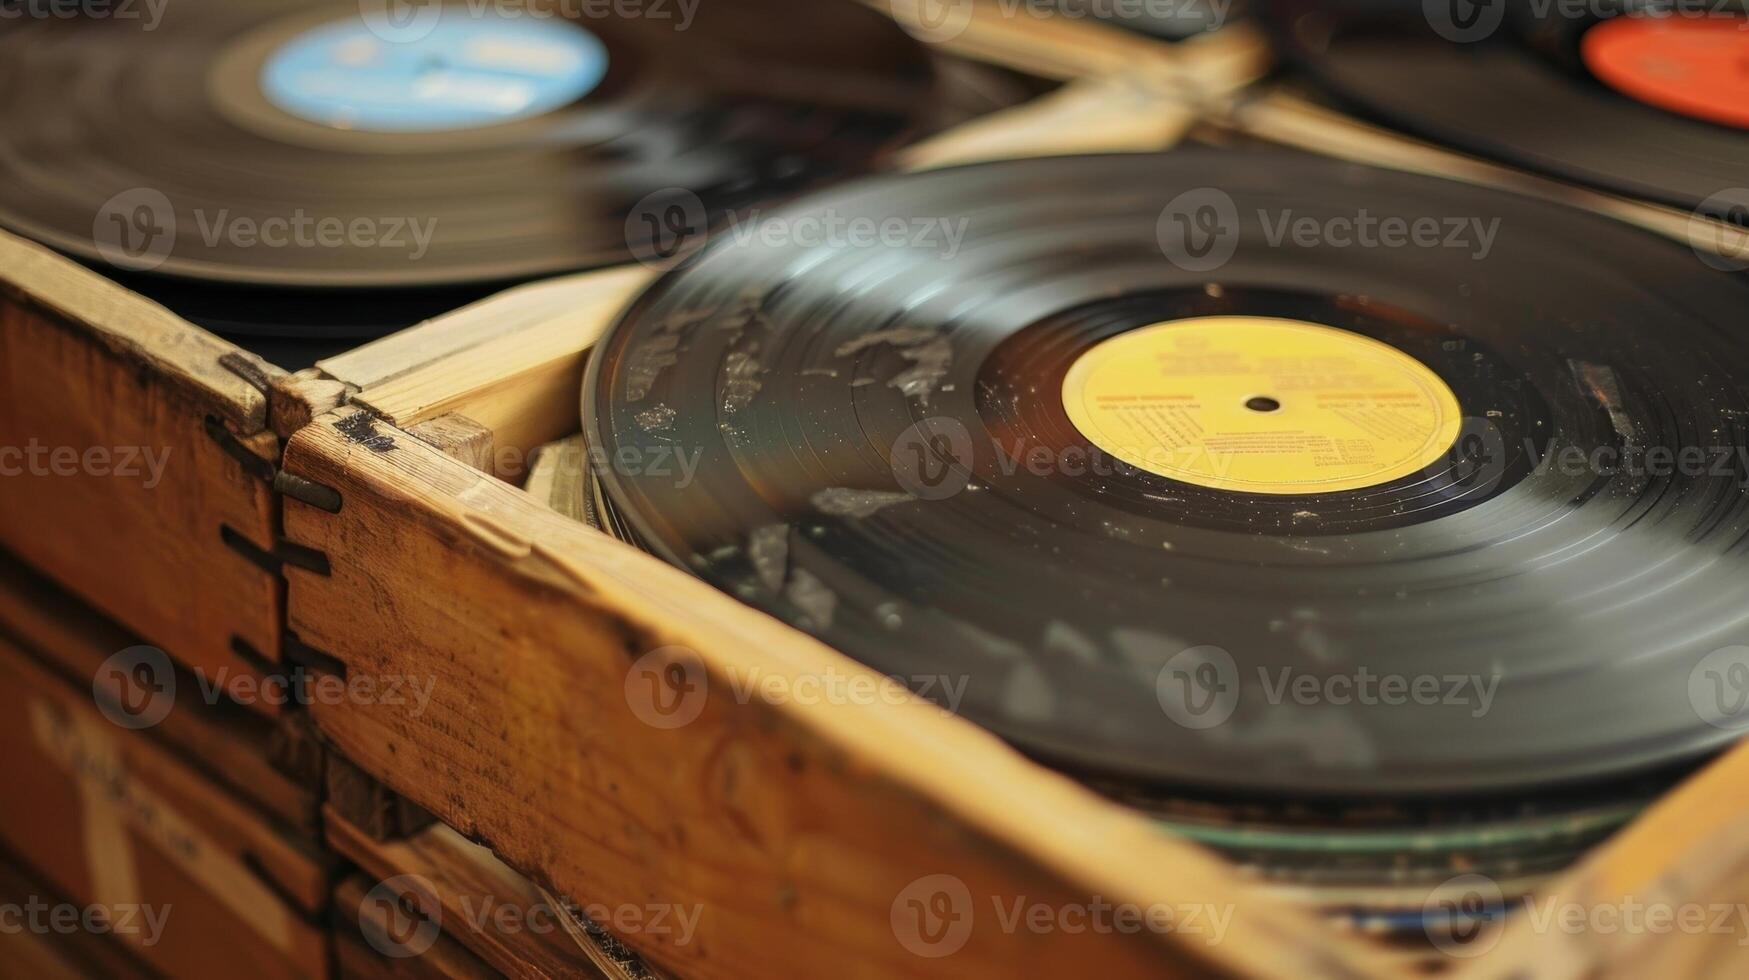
91, 649, 437, 730
0, 899, 172, 947
95, 189, 437, 267
1158, 189, 1504, 270
361, 875, 443, 958
1424, 0, 1506, 43
0, 441, 172, 489
722, 210, 971, 258
1692, 190, 1749, 273
93, 188, 176, 272
92, 646, 176, 731
1448, 417, 1509, 496
624, 646, 710, 730
1689, 646, 1749, 731
359, 0, 445, 43
627, 188, 710, 267
1156, 645, 1240, 729
1424, 873, 1508, 957
890, 875, 1234, 957
1157, 188, 1240, 273
890, 417, 976, 501
0, 0, 169, 29
1424, 871, 1749, 959
623, 647, 968, 729
893, 0, 978, 43
892, 874, 975, 958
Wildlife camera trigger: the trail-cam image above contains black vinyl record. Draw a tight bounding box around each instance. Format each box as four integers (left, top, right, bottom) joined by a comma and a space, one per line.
1265, 0, 1749, 220
0, 0, 932, 316
587, 151, 1749, 797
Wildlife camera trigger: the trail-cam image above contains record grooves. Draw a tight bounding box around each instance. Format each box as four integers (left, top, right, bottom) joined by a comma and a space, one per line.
0, 0, 935, 335
1266, 0, 1749, 220
586, 151, 1749, 800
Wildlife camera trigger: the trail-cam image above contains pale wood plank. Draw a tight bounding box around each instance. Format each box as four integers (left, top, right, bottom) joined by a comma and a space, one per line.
1459, 742, 1749, 979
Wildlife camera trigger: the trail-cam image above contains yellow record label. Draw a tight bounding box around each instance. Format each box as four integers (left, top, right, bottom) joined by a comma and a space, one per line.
1060, 317, 1463, 495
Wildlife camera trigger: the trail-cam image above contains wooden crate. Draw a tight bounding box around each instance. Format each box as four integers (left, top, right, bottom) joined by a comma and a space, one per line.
27, 10, 1743, 977
276, 303, 1749, 980
334, 872, 503, 980
0, 7, 1242, 717
0, 240, 288, 705
262, 29, 1749, 978
0, 550, 324, 834
324, 782, 663, 980
0, 852, 156, 980
0, 552, 336, 979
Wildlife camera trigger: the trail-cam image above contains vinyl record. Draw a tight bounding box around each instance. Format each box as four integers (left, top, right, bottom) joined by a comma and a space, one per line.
587, 151, 1749, 797
1264, 0, 1749, 220
0, 0, 933, 299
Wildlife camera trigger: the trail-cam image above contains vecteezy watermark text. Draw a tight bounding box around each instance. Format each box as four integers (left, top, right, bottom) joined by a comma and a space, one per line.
1424, 873, 1749, 958
361, 0, 701, 43
892, 0, 1233, 44
0, 0, 168, 29
623, 188, 974, 266
0, 441, 171, 489
94, 188, 438, 272
623, 647, 969, 730
91, 645, 437, 731
0, 898, 171, 947
891, 874, 1231, 958
358, 875, 701, 959
1157, 188, 1503, 272
1426, 0, 1749, 45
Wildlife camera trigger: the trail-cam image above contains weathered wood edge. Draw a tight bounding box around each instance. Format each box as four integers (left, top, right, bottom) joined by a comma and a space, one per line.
280, 412, 1407, 980
1455, 741, 1749, 979
0, 227, 279, 433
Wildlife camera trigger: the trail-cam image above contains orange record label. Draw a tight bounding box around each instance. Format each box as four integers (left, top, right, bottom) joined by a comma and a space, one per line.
1582, 15, 1749, 129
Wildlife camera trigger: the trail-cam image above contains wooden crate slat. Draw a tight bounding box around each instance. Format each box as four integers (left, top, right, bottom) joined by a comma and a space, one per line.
0, 630, 332, 978
0, 229, 285, 692
280, 411, 1405, 980
0, 548, 321, 832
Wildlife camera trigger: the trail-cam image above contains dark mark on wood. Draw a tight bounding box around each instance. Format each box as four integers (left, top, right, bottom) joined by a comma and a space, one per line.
202, 414, 276, 482
272, 471, 343, 514
335, 411, 396, 453
217, 351, 274, 399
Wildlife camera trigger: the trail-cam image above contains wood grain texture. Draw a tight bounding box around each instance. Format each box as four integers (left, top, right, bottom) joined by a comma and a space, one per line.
899, 74, 1201, 171
0, 549, 320, 833
327, 806, 619, 980
0, 631, 333, 980
408, 414, 498, 475
332, 268, 657, 481
0, 229, 279, 431
335, 874, 502, 980
523, 436, 592, 524
327, 753, 436, 843
0, 230, 284, 694
281, 412, 1403, 980
0, 855, 157, 980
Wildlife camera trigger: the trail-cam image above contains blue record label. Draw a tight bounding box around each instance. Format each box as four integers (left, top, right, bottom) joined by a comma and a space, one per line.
260, 7, 609, 132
